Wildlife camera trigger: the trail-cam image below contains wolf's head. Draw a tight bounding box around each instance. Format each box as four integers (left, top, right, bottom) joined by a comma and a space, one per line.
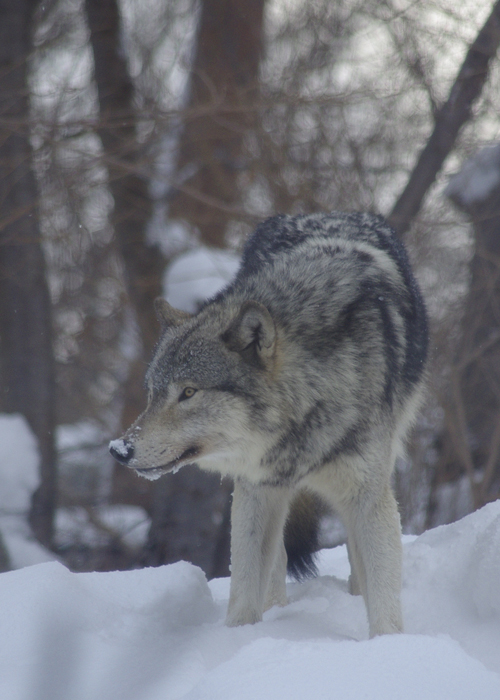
109, 297, 280, 482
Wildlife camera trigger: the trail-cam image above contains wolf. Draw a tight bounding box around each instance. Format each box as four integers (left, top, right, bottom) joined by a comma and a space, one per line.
110, 212, 428, 637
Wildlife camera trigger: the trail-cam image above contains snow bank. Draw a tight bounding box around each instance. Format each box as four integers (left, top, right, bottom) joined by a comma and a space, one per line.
0, 414, 39, 513
446, 143, 500, 207
163, 246, 240, 313
0, 502, 499, 700
0, 414, 55, 568
184, 635, 499, 700
403, 499, 500, 672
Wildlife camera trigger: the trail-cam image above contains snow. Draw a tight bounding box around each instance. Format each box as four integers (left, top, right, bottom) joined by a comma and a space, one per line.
0, 415, 55, 568
0, 503, 499, 699
163, 246, 240, 313
109, 438, 130, 457
446, 143, 500, 207
0, 414, 40, 513
183, 636, 497, 700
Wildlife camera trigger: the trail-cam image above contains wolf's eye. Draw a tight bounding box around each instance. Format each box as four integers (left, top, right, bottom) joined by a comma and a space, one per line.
179, 387, 197, 402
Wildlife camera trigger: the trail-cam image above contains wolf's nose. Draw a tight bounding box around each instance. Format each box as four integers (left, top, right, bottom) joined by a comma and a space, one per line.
109, 439, 134, 465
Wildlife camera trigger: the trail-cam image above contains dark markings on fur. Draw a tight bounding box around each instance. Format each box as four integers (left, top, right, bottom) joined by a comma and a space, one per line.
212, 382, 255, 402
374, 287, 400, 408
236, 212, 428, 395
260, 420, 366, 489
370, 224, 428, 389
261, 402, 338, 484
320, 421, 366, 467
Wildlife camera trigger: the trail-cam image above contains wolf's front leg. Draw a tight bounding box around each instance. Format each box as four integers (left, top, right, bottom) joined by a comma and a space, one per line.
226, 478, 291, 627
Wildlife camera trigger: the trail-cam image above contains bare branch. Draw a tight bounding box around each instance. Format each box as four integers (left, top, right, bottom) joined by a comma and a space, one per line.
388, 0, 500, 236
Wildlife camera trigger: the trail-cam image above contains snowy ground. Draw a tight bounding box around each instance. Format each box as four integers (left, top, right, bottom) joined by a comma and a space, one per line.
0, 500, 499, 699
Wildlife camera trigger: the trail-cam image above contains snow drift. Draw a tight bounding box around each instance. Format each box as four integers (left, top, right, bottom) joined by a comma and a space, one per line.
0, 501, 499, 700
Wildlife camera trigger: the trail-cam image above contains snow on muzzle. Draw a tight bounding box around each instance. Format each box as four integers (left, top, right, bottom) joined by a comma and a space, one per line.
109, 438, 135, 465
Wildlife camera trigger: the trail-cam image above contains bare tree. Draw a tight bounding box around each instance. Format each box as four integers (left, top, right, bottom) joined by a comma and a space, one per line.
442, 145, 500, 509
85, 0, 164, 418
168, 0, 266, 246
388, 0, 500, 236
84, 0, 165, 513
0, 0, 57, 547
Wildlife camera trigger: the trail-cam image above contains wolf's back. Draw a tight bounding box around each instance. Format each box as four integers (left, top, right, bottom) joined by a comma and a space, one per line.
232, 211, 428, 401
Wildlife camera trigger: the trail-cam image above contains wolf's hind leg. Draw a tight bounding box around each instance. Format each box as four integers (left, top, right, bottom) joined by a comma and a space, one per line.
264, 538, 288, 611
346, 539, 363, 596
226, 478, 291, 627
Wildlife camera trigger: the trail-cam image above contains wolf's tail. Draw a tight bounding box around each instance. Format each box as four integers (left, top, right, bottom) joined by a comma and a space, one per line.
284, 490, 329, 581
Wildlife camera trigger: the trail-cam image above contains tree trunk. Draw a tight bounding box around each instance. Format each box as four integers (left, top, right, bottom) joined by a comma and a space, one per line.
168, 0, 266, 246
442, 145, 500, 508
85, 0, 164, 398
0, 0, 57, 547
85, 0, 165, 509
388, 0, 500, 236
140, 469, 232, 578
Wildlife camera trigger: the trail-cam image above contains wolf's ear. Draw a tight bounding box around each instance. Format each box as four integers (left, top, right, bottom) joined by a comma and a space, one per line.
222, 301, 276, 367
154, 297, 192, 330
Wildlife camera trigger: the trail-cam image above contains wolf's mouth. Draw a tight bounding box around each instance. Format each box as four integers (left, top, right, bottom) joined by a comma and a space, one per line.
134, 446, 200, 480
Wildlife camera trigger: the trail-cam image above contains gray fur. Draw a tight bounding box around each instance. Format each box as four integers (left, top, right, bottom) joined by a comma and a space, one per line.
110, 212, 428, 637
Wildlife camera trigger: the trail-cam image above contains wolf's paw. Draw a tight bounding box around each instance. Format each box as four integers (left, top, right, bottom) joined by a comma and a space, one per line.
264, 592, 288, 612
369, 612, 404, 637
348, 573, 361, 596
225, 606, 262, 627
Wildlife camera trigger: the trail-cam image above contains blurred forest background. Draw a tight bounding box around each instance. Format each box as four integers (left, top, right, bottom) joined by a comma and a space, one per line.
1, 0, 500, 577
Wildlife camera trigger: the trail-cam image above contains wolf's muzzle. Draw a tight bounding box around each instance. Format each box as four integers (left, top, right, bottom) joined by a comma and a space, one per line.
109, 439, 135, 465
